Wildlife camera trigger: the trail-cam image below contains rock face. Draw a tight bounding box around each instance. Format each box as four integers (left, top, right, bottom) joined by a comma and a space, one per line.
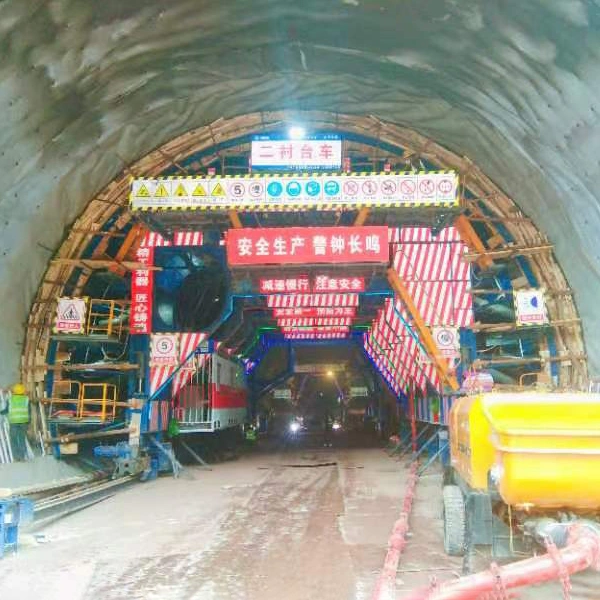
1, 1, 599, 382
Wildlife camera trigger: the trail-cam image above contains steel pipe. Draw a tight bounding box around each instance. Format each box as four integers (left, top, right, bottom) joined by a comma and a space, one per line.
402, 524, 600, 600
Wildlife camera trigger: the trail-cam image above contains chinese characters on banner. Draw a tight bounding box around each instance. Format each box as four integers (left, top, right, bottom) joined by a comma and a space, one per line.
260, 276, 310, 294
260, 275, 365, 294
313, 275, 364, 292
281, 326, 350, 334
251, 138, 342, 169
130, 246, 154, 334
285, 333, 349, 340
272, 307, 356, 318
227, 226, 388, 266
277, 318, 352, 328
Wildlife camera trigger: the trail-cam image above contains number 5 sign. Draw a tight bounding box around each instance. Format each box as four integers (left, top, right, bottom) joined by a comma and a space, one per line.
151, 334, 180, 366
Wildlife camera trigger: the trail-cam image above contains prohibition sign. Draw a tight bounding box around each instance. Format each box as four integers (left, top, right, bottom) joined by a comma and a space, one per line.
249, 181, 263, 197
400, 179, 416, 194
419, 179, 435, 195
381, 179, 397, 195
362, 180, 377, 195
438, 178, 454, 194
343, 180, 359, 196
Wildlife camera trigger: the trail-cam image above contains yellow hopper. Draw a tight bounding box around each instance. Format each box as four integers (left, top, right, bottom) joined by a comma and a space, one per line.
449, 392, 600, 511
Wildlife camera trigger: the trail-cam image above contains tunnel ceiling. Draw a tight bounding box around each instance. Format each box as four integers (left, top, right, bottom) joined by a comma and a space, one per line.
1, 0, 600, 384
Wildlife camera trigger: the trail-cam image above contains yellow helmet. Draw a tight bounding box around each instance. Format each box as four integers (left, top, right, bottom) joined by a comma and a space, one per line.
12, 383, 25, 394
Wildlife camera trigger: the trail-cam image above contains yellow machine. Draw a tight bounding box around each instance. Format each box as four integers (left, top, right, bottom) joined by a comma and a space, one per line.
442, 392, 600, 556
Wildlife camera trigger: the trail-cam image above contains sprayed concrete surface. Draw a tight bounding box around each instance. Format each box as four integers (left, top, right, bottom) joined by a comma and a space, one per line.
2, 1, 600, 382
1, 445, 599, 599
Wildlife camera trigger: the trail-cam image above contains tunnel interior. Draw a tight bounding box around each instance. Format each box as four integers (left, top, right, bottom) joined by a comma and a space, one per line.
18, 119, 587, 454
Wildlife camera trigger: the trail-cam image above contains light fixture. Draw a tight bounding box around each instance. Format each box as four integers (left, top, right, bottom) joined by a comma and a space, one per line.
326, 370, 334, 378
288, 126, 306, 139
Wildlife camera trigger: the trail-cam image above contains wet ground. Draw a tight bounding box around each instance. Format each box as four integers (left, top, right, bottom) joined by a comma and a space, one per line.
1, 434, 599, 599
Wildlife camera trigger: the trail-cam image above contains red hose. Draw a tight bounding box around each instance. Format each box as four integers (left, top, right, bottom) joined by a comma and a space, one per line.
371, 460, 419, 600
403, 524, 600, 600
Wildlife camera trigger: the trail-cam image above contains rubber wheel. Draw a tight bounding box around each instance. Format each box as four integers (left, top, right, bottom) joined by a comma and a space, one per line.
443, 485, 466, 556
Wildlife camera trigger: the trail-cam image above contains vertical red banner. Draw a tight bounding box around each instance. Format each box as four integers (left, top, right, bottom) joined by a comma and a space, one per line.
130, 245, 154, 335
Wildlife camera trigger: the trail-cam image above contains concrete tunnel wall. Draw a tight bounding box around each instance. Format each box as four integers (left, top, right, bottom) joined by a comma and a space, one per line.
1, 0, 599, 385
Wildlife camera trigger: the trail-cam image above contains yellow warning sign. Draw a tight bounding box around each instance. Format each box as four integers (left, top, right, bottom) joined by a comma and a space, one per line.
211, 182, 226, 197
154, 183, 169, 197
192, 183, 207, 196
136, 184, 150, 197
174, 183, 188, 197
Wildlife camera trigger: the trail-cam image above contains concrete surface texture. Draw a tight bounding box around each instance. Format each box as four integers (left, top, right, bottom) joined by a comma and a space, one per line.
0, 454, 90, 497
1, 1, 600, 383
2, 446, 598, 599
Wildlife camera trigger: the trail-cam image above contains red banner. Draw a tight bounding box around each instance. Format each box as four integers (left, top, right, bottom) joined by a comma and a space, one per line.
272, 307, 356, 318
285, 333, 349, 340
227, 226, 388, 266
130, 246, 154, 334
281, 326, 350, 334
277, 317, 352, 328
313, 275, 364, 292
260, 275, 310, 294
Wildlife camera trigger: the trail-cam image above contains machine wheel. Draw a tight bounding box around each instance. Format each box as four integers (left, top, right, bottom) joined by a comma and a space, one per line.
443, 485, 466, 556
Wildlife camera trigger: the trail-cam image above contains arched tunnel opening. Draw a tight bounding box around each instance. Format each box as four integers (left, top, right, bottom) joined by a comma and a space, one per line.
2, 3, 600, 596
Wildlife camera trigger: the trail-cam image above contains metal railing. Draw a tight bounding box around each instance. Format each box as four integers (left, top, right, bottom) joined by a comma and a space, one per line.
46, 382, 122, 422
85, 299, 129, 338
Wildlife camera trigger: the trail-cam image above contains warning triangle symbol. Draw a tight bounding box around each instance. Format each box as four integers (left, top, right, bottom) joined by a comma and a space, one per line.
61, 304, 79, 321
154, 183, 169, 197
136, 184, 150, 197
211, 182, 226, 197
192, 183, 207, 196
174, 183, 188, 197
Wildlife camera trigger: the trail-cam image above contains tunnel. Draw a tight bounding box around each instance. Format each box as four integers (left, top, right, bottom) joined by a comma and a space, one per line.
1, 2, 600, 599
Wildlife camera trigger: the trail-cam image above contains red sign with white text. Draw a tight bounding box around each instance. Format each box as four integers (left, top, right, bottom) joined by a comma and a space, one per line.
277, 318, 353, 328
227, 226, 388, 266
313, 275, 365, 292
260, 276, 310, 294
281, 326, 350, 334
272, 307, 356, 318
285, 333, 349, 340
130, 246, 154, 334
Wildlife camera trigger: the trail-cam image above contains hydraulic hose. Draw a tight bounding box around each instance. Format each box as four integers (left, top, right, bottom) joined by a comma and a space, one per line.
403, 523, 600, 600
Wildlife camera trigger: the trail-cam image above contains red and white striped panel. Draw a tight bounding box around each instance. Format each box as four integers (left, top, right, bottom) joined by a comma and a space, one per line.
141, 231, 203, 248
391, 227, 473, 327
149, 365, 176, 396
172, 332, 208, 397
267, 293, 360, 308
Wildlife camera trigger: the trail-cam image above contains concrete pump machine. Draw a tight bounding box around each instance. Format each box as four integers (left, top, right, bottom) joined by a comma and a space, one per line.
443, 392, 600, 558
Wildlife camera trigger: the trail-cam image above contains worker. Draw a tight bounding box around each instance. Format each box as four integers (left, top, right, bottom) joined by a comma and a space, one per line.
7, 384, 30, 461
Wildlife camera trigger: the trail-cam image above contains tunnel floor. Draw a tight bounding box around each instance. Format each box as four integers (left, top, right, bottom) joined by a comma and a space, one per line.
1, 439, 598, 600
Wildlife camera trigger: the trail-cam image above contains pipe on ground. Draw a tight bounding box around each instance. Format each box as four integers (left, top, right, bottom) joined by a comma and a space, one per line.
371, 460, 419, 600
403, 524, 600, 600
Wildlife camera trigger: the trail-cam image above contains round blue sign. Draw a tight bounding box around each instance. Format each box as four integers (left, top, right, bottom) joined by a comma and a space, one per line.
287, 181, 302, 197
305, 180, 321, 197
267, 181, 283, 197
324, 180, 340, 196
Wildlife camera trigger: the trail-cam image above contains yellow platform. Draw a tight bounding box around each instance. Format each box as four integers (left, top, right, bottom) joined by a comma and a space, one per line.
449, 392, 600, 510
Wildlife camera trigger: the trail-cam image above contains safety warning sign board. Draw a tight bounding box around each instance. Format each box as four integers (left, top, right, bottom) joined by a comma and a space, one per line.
54, 297, 88, 334
150, 334, 180, 366
130, 171, 459, 212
